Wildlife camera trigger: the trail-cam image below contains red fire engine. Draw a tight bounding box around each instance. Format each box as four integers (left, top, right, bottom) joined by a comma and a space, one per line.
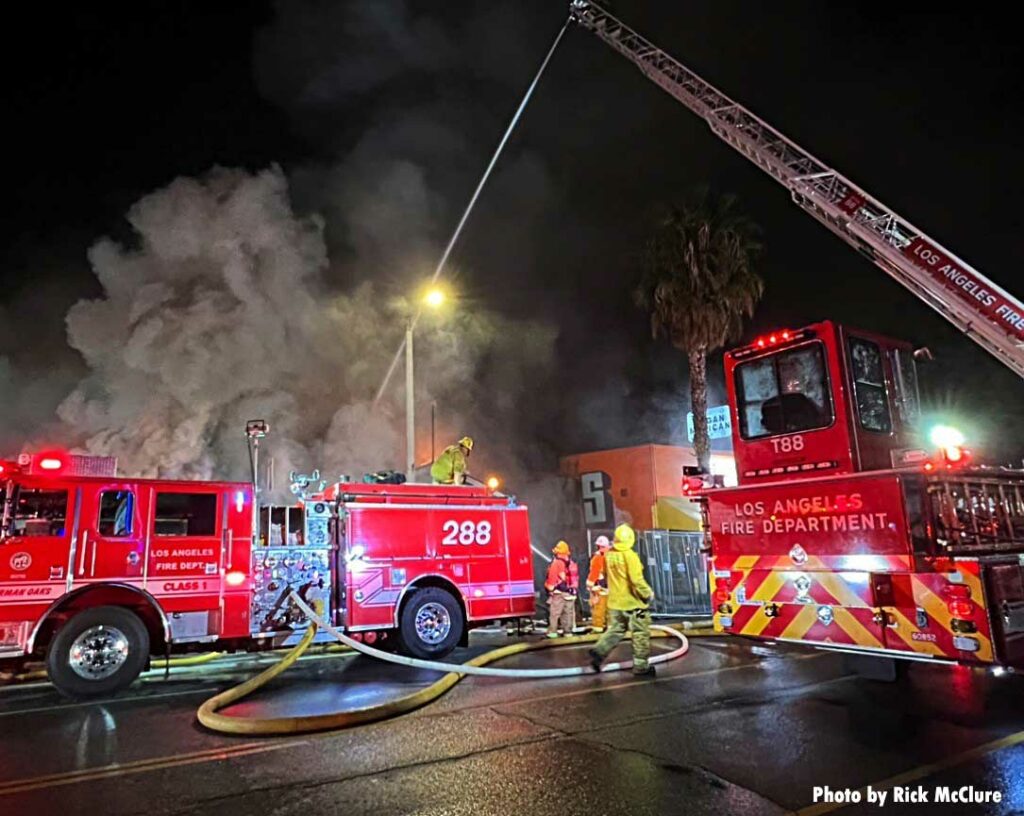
0, 452, 535, 697
707, 322, 1024, 673
572, 3, 1024, 673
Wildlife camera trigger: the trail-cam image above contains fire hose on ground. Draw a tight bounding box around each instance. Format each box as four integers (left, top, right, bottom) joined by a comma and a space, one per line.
196, 591, 706, 736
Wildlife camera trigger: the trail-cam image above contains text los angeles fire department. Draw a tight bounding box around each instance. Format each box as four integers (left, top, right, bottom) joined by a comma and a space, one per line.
814, 785, 1003, 806
719, 492, 889, 536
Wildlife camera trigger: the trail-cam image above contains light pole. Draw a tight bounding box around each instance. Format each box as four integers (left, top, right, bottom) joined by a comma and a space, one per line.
406, 287, 447, 483
405, 321, 415, 482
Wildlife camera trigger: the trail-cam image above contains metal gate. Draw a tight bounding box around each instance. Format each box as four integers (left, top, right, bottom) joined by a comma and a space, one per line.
635, 530, 711, 616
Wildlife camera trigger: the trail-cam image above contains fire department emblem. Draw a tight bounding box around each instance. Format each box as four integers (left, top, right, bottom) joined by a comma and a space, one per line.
794, 574, 812, 602
10, 552, 31, 571
817, 605, 834, 626
789, 544, 808, 565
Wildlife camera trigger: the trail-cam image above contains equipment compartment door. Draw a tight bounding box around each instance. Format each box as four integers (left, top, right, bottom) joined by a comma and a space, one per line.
435, 508, 510, 619
983, 559, 1024, 666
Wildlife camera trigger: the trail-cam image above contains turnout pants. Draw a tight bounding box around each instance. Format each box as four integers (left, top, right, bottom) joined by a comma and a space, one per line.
593, 607, 652, 671
589, 592, 608, 630
547, 592, 576, 634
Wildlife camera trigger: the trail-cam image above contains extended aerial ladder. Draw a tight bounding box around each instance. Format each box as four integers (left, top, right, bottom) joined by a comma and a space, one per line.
569, 1, 1024, 378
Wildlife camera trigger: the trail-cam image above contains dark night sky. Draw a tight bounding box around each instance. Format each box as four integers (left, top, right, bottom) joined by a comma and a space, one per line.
3, 1, 1023, 465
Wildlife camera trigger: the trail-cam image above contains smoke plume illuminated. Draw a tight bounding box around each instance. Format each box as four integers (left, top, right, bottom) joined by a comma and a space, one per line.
54, 165, 558, 499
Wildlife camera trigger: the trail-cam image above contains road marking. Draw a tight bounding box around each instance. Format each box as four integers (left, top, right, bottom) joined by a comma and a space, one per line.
0, 688, 213, 718
0, 647, 831, 796
790, 728, 1024, 816
0, 740, 302, 797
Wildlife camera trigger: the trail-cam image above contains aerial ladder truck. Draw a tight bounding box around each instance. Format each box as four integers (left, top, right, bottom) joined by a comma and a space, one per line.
570, 1, 1024, 377
571, 1, 1024, 674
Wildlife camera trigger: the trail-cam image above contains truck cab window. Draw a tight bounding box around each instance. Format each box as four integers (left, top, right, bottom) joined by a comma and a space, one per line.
13, 488, 69, 537
154, 492, 217, 536
892, 348, 921, 427
99, 490, 134, 537
848, 337, 892, 433
736, 343, 832, 439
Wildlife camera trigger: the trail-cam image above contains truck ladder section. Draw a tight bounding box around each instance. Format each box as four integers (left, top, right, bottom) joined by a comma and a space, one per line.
929, 472, 1024, 551
569, 1, 1024, 378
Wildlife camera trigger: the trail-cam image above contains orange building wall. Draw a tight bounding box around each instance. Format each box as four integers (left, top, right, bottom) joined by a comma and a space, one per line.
560, 444, 702, 529
560, 444, 736, 531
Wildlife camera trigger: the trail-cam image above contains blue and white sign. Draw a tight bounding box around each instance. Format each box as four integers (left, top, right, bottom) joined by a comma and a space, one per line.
686, 405, 732, 441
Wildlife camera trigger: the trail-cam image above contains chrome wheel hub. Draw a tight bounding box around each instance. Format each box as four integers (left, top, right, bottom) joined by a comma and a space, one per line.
69, 625, 130, 680
414, 602, 451, 645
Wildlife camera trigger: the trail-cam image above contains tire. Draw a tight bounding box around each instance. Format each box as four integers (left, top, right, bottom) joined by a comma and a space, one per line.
398, 587, 464, 659
46, 606, 150, 698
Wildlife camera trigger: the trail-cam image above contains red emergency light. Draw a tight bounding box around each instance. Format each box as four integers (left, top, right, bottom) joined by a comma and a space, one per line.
732, 328, 815, 360
755, 330, 792, 349
943, 445, 969, 464
944, 584, 975, 621
919, 447, 971, 473
16, 451, 117, 477
681, 476, 702, 495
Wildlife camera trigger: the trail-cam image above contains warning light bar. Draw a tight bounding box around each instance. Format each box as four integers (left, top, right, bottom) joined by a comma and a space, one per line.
730, 328, 816, 360
15, 452, 118, 477
743, 460, 837, 478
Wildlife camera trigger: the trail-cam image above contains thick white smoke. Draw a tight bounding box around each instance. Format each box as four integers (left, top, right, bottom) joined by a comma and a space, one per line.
54, 164, 568, 536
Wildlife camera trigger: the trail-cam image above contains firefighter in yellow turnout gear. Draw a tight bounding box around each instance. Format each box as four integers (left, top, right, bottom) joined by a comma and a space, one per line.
587, 524, 656, 677
431, 437, 474, 485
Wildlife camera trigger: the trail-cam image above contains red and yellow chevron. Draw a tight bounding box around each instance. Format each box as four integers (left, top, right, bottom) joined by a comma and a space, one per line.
711, 556, 993, 664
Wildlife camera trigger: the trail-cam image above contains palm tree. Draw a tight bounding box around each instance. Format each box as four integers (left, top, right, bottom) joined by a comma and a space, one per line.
634, 188, 764, 472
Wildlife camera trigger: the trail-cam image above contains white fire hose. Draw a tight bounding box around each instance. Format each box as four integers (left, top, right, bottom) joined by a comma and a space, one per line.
289, 592, 689, 677
196, 593, 695, 735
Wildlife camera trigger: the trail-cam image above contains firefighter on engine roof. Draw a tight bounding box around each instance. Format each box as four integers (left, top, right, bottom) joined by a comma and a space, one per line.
586, 535, 611, 633
430, 436, 474, 485
587, 523, 656, 677
544, 540, 579, 638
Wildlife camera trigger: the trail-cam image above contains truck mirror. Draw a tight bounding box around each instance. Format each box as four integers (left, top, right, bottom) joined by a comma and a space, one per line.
0, 483, 16, 543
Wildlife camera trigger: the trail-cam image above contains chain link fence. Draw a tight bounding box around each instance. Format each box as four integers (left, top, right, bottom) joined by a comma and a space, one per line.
635, 530, 711, 616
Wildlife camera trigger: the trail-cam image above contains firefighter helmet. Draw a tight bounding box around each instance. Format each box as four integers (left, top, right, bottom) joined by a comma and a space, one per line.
458, 436, 474, 452
552, 540, 570, 556
613, 523, 636, 548
595, 535, 611, 550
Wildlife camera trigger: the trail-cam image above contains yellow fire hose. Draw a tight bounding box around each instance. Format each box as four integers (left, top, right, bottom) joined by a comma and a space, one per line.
197, 594, 709, 736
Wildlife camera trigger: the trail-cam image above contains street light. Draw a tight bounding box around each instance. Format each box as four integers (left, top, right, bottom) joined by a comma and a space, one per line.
424, 287, 445, 309
406, 286, 449, 482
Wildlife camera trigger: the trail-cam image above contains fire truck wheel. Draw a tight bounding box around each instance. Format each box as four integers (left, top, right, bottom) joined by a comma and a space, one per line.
46, 606, 150, 698
398, 588, 464, 659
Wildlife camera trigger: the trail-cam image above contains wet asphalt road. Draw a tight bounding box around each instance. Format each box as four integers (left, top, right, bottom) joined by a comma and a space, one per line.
1, 632, 1023, 816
